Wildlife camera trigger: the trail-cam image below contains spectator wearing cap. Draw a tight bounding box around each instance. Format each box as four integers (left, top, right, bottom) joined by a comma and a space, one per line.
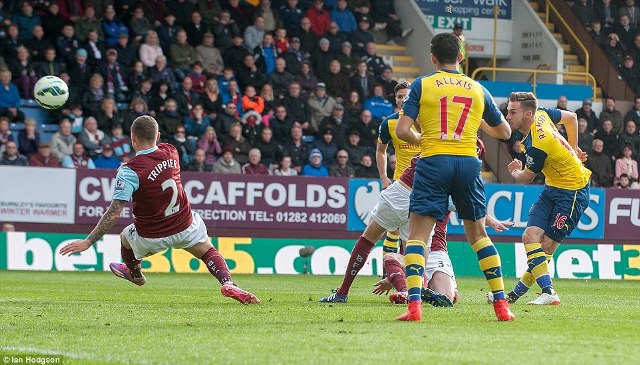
170, 29, 198, 81
309, 38, 334, 80
576, 98, 600, 135
308, 82, 337, 133
600, 96, 624, 135
68, 48, 93, 93
269, 58, 296, 99
212, 10, 241, 52
293, 17, 319, 55
620, 55, 640, 93
253, 33, 278, 76
213, 145, 242, 174
318, 102, 350, 149
279, 0, 304, 33
62, 142, 96, 169
363, 42, 387, 76
314, 128, 338, 167
17, 118, 40, 158
93, 144, 121, 169
323, 60, 350, 103
306, 0, 331, 37
336, 41, 360, 77
350, 60, 375, 99
56, 24, 80, 64
283, 36, 305, 75
350, 15, 374, 57
196, 32, 224, 76
75, 5, 105, 42
0, 141, 28, 166
364, 84, 393, 120
329, 148, 356, 177
344, 129, 371, 166
102, 5, 129, 47
29, 142, 59, 167
326, 21, 349, 55
331, 0, 357, 33
285, 123, 310, 173
302, 148, 329, 176
242, 148, 270, 175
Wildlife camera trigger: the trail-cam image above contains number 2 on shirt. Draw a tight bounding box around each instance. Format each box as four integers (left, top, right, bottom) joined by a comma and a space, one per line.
439, 95, 473, 140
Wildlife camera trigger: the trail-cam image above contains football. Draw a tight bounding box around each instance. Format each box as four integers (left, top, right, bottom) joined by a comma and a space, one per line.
34, 76, 70, 110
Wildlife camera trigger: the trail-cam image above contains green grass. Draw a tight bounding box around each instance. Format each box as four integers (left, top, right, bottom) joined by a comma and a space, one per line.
0, 271, 638, 365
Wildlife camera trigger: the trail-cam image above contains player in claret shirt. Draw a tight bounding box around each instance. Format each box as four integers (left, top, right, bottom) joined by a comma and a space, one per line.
60, 115, 259, 304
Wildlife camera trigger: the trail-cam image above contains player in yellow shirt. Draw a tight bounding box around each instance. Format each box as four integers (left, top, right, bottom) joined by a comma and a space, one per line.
500, 92, 590, 305
395, 32, 513, 321
376, 80, 421, 256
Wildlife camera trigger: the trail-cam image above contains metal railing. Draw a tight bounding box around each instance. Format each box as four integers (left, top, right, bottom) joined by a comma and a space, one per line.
545, 0, 590, 83
471, 67, 597, 100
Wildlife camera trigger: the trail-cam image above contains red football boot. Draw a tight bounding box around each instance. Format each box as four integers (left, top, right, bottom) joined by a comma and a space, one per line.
493, 299, 516, 321
396, 301, 422, 321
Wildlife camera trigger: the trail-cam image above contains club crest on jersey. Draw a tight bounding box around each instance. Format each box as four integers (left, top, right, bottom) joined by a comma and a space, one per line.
526, 155, 534, 167
115, 179, 126, 192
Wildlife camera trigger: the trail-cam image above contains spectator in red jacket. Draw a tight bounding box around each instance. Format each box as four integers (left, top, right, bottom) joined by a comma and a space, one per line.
306, 0, 331, 37
242, 148, 270, 175
29, 142, 60, 167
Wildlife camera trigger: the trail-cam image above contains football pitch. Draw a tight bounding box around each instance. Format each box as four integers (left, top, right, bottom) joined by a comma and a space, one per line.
1, 271, 638, 365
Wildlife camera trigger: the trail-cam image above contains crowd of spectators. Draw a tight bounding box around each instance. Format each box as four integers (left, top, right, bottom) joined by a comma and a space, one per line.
0, 0, 413, 178
506, 94, 640, 189
576, 0, 640, 94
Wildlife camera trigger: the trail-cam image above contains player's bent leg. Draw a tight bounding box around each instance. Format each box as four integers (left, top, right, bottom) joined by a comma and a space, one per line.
320, 220, 386, 303
184, 242, 260, 304
423, 271, 455, 307
382, 230, 400, 256
110, 229, 146, 286
382, 254, 408, 304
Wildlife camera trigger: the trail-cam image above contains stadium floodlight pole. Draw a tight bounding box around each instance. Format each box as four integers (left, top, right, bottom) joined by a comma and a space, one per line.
492, 5, 499, 81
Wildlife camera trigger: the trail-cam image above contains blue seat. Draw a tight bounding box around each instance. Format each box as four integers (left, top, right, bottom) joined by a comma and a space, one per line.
117, 103, 129, 110
40, 124, 59, 133
20, 98, 39, 107
22, 107, 49, 124
40, 132, 53, 142
9, 123, 25, 132
301, 135, 316, 144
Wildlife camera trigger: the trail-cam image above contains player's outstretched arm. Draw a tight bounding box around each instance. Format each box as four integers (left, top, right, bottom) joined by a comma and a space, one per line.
485, 214, 514, 233
396, 115, 421, 146
59, 200, 127, 256
557, 110, 579, 150
480, 116, 511, 140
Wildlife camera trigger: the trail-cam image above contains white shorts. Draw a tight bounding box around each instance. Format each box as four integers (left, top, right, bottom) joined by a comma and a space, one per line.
425, 250, 455, 282
370, 181, 411, 243
124, 211, 209, 259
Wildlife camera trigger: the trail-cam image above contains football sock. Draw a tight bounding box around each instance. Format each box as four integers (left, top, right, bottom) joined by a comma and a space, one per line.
404, 240, 426, 302
472, 237, 505, 301
525, 243, 553, 295
384, 258, 407, 292
512, 271, 535, 298
336, 235, 375, 296
201, 247, 233, 285
382, 231, 400, 255
121, 245, 142, 277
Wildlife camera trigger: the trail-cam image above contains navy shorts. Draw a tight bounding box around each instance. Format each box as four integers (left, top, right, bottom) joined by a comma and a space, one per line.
528, 183, 590, 243
410, 155, 486, 221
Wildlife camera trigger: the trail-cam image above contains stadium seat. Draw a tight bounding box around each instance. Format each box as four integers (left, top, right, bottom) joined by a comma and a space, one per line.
20, 99, 39, 108
40, 132, 53, 142
117, 103, 129, 110
301, 135, 316, 144
9, 123, 25, 132
39, 124, 59, 133
22, 107, 49, 124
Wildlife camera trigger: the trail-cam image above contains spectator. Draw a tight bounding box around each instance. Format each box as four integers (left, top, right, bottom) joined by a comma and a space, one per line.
350, 15, 374, 57
269, 58, 296, 99
242, 85, 265, 114
618, 173, 632, 188
619, 120, 640, 157
102, 6, 129, 48
309, 38, 333, 80
224, 0, 255, 31
363, 42, 386, 76
336, 41, 360, 77
242, 148, 270, 175
221, 79, 243, 113
2, 222, 16, 231
62, 142, 96, 169
253, 33, 278, 76
175, 76, 200, 117
308, 82, 337, 133
274, 28, 289, 55
82, 74, 106, 117
58, 0, 84, 22
600, 97, 624, 135
29, 141, 59, 167
573, 0, 594, 29
255, 127, 280, 167
323, 59, 350, 103
386, 154, 397, 179
353, 109, 380, 148
314, 128, 338, 167
110, 126, 132, 161
196, 32, 224, 77
157, 13, 180, 55
224, 35, 251, 75
364, 84, 393, 121
350, 61, 375, 100
269, 104, 295, 144
294, 17, 318, 55
296, 61, 319, 97
0, 141, 28, 166
244, 16, 266, 51
202, 78, 223, 121
157, 99, 182, 140
139, 30, 164, 68
344, 129, 372, 166
589, 20, 607, 48
18, 118, 40, 158
619, 0, 640, 29
185, 104, 212, 139
256, 0, 278, 33
615, 144, 639, 184
236, 54, 267, 91
185, 11, 208, 47
272, 154, 298, 176
616, 14, 637, 50
282, 81, 311, 126
283, 37, 305, 75
49, 119, 75, 162
0, 117, 14, 156
329, 148, 356, 177
223, 122, 252, 165
79, 117, 112, 158
331, 0, 357, 34
576, 98, 600, 134
83, 30, 106, 68
150, 55, 177, 92
377, 66, 398, 104
306, 0, 330, 37
318, 102, 350, 148
595, 0, 617, 31
302, 148, 329, 176
169, 126, 195, 166
344, 90, 363, 122
215, 101, 242, 139
140, 0, 169, 28
36, 48, 64, 78
355, 153, 377, 178
12, 2, 41, 41
93, 144, 121, 169
68, 105, 86, 135
595, 119, 619, 158
42, 3, 66, 44
68, 48, 93, 94
260, 83, 278, 117
556, 95, 568, 110
167, 0, 196, 28
198, 126, 222, 166
9, 46, 38, 99
100, 49, 130, 102
212, 10, 241, 52
124, 98, 151, 135
604, 33, 625, 68
280, 0, 304, 33
0, 69, 23, 123
285, 123, 309, 172
2, 24, 23, 62
578, 118, 594, 155
75, 5, 104, 42
586, 139, 613, 187
624, 96, 640, 129
187, 148, 213, 172
170, 29, 198, 81
116, 33, 138, 69
129, 61, 150, 96
212, 146, 242, 174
